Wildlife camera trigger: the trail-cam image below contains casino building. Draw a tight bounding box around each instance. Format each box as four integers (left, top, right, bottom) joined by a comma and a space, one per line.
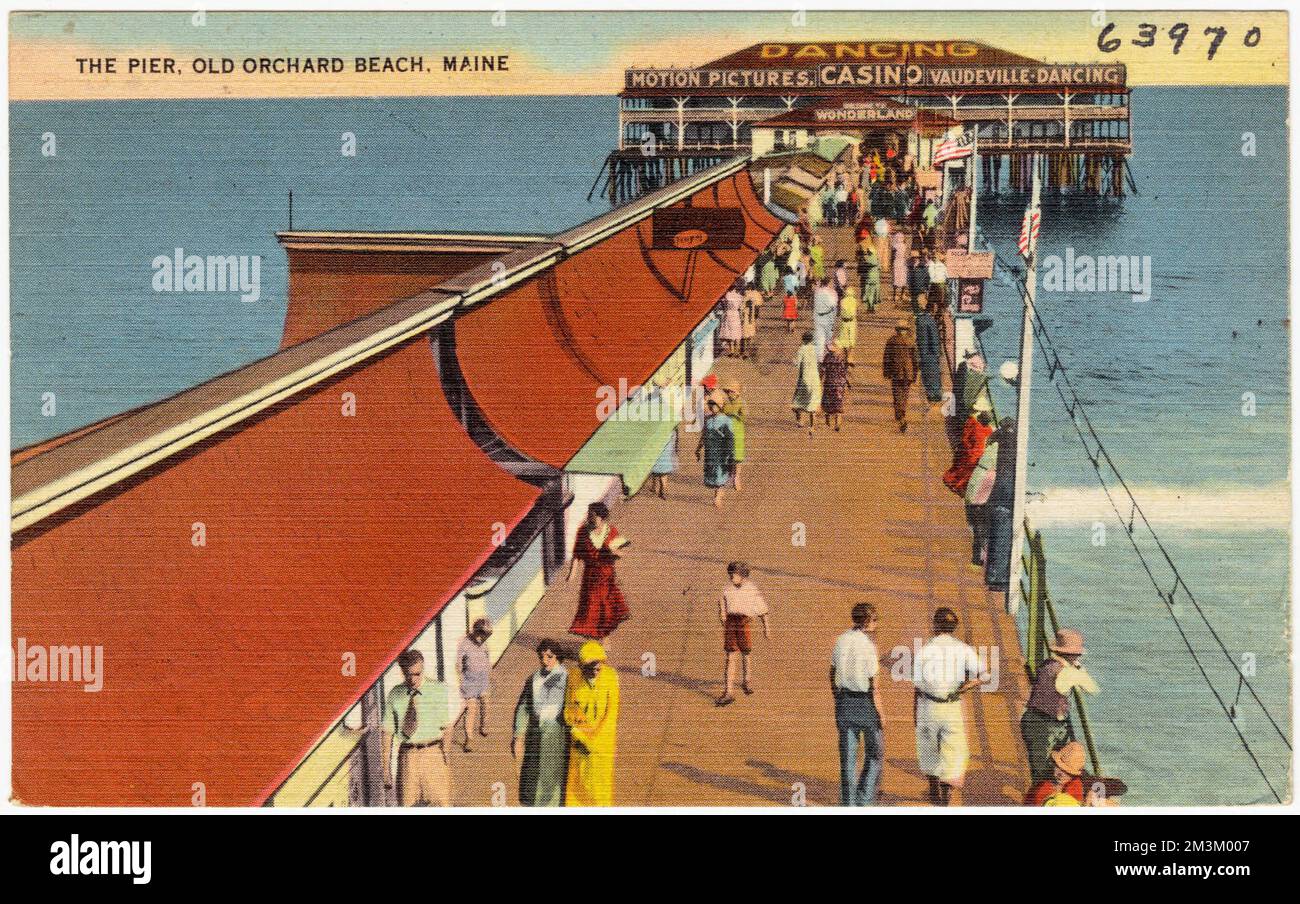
613, 40, 1133, 198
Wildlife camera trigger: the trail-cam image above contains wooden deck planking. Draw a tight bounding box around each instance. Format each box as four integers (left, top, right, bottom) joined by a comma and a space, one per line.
448, 220, 1029, 808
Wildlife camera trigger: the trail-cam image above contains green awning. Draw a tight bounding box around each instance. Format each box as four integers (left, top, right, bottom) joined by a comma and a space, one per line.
567, 346, 688, 495
566, 412, 679, 496
812, 135, 854, 162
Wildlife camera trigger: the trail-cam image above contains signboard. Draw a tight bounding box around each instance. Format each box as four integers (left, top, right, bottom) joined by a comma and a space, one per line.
626, 62, 1126, 92
819, 63, 1126, 89
915, 169, 942, 190
944, 249, 995, 280
651, 208, 745, 250
957, 278, 984, 314
810, 102, 915, 122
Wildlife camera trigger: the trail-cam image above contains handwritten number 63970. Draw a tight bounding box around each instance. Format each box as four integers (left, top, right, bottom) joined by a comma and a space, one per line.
1097, 22, 1262, 61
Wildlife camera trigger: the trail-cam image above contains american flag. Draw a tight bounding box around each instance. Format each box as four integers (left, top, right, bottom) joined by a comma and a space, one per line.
932, 132, 973, 165
1018, 204, 1041, 258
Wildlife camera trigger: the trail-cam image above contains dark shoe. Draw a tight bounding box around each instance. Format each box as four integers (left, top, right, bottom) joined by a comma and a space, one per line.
899, 421, 908, 433
742, 683, 755, 696
715, 695, 735, 707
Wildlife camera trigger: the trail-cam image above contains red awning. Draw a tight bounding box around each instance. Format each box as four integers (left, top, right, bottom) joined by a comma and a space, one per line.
454, 171, 779, 468
11, 337, 541, 806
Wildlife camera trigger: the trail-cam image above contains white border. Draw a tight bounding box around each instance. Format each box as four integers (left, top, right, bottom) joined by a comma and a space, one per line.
2, 0, 1295, 818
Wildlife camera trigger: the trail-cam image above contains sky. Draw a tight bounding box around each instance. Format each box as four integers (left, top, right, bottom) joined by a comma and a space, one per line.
8, 9, 1289, 100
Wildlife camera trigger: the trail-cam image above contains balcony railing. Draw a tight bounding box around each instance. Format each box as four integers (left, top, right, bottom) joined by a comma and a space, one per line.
617, 139, 751, 152
620, 107, 782, 124
975, 136, 1131, 152
950, 105, 1131, 122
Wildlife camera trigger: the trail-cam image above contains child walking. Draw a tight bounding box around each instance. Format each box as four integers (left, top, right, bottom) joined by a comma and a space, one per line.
716, 562, 770, 706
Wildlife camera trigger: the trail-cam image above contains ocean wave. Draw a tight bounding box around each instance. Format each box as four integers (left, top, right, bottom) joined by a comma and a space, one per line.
1025, 482, 1291, 529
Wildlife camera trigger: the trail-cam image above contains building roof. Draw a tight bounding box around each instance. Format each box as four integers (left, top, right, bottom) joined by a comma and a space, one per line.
12, 336, 542, 806
11, 158, 781, 806
455, 169, 781, 467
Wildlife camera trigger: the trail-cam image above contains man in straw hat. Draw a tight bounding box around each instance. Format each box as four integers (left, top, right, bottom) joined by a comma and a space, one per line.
882, 318, 920, 433
1020, 628, 1099, 785
564, 641, 620, 807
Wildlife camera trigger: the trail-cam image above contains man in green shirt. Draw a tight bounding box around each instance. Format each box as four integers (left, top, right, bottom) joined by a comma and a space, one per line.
383, 648, 453, 806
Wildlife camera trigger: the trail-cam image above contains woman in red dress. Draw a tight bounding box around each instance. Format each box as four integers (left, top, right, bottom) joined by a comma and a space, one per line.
567, 503, 630, 640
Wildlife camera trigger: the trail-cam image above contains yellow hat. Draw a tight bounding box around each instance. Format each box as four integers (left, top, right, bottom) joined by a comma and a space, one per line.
578, 641, 607, 664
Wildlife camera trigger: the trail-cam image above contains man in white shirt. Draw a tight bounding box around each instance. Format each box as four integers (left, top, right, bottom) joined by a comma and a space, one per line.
912, 608, 990, 806
811, 279, 839, 362
927, 253, 948, 288
830, 603, 885, 806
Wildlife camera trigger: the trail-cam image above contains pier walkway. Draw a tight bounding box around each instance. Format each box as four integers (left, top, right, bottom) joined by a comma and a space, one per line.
450, 222, 1030, 807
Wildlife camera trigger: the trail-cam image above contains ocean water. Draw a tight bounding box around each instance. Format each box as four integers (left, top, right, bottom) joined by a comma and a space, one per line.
9, 88, 1291, 804
975, 86, 1291, 804
9, 95, 616, 442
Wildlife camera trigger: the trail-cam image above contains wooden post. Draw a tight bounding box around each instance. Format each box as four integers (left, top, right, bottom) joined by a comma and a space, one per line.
968, 127, 979, 251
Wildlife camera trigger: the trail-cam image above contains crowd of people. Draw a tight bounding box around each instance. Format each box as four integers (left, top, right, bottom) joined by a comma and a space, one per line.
794, 155, 1109, 808
377, 148, 1105, 809
831, 602, 1107, 808
382, 613, 623, 807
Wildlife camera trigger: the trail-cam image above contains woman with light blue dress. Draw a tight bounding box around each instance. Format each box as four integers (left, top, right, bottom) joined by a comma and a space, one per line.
695, 395, 735, 509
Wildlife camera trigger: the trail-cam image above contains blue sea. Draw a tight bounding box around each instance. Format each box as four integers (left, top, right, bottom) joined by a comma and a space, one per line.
9, 88, 1291, 804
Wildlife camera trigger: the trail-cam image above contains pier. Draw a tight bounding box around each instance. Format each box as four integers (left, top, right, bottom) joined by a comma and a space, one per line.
449, 221, 1030, 806
12, 151, 1037, 807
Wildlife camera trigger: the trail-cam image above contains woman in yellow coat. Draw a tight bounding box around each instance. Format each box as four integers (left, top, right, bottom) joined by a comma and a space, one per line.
564, 641, 620, 806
